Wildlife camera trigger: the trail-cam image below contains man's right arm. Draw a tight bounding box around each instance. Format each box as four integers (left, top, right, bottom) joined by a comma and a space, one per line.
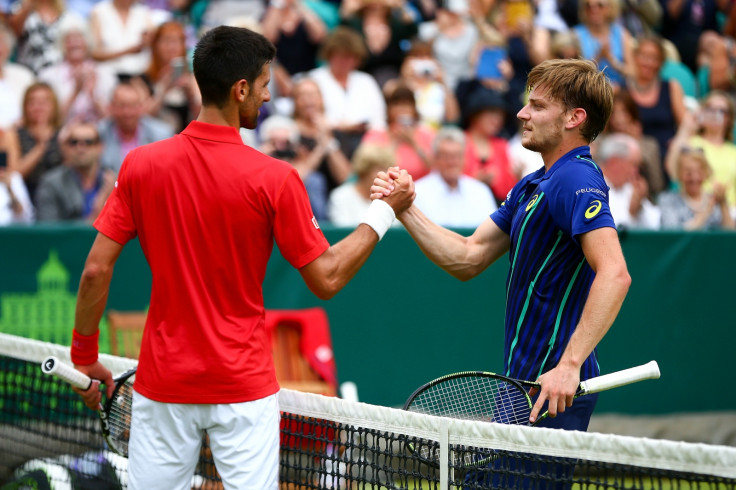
398, 205, 510, 281
298, 170, 416, 299
372, 167, 511, 281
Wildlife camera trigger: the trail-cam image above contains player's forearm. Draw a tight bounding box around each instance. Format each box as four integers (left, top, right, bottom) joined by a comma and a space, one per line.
560, 265, 631, 369
74, 263, 114, 336
300, 225, 378, 300
399, 205, 486, 281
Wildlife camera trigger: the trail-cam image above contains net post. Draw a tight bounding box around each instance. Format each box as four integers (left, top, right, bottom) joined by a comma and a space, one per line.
440, 418, 449, 490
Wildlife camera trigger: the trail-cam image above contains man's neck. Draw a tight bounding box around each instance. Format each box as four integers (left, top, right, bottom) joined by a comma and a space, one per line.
197, 105, 241, 130
542, 139, 587, 171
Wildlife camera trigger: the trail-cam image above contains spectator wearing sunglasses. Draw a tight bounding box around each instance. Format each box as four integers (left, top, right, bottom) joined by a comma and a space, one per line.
35, 121, 115, 222
666, 91, 736, 209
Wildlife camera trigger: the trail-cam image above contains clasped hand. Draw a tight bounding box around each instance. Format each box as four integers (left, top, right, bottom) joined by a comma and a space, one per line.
371, 166, 416, 216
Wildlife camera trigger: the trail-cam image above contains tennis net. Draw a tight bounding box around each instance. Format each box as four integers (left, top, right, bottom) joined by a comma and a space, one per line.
2, 332, 736, 490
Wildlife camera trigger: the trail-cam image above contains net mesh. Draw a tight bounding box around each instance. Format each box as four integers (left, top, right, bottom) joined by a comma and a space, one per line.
2, 332, 736, 490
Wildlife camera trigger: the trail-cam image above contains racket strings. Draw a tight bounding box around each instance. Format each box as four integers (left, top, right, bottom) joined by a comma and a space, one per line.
411, 376, 532, 426
407, 376, 533, 467
106, 378, 134, 455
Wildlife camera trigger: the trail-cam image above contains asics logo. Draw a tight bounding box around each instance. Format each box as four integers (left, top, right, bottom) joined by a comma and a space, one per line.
525, 194, 539, 212
585, 200, 602, 219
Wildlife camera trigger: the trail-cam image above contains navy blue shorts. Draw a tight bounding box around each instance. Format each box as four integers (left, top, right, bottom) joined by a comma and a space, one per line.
463, 393, 598, 490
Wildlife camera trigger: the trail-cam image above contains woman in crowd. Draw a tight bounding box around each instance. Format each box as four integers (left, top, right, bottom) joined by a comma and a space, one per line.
262, 0, 327, 78
659, 148, 735, 230
89, 0, 154, 79
600, 88, 667, 198
10, 82, 63, 204
308, 26, 387, 159
291, 77, 353, 194
141, 21, 200, 132
0, 128, 34, 225
38, 16, 117, 124
361, 82, 435, 180
7, 0, 78, 75
340, 0, 418, 87
327, 143, 396, 226
383, 40, 460, 129
666, 91, 736, 209
461, 88, 517, 206
626, 34, 686, 173
573, 0, 634, 90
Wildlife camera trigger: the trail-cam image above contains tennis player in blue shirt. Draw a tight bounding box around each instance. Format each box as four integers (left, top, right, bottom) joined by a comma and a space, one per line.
372, 58, 631, 431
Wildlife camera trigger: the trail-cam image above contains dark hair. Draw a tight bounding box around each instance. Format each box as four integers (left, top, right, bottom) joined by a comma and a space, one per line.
192, 26, 276, 108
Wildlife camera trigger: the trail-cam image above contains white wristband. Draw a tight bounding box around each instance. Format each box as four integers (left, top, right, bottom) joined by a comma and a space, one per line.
361, 199, 395, 241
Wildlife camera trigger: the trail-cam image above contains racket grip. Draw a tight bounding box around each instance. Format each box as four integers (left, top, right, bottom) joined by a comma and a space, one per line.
41, 356, 93, 390
579, 360, 660, 394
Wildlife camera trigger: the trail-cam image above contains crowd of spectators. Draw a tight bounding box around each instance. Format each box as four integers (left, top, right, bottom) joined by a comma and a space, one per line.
0, 0, 735, 230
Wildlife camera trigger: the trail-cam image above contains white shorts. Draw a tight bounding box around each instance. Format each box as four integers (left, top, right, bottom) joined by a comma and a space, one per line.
127, 390, 280, 490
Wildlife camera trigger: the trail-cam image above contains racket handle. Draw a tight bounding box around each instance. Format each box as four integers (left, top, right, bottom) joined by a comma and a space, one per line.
41, 356, 93, 390
579, 360, 660, 394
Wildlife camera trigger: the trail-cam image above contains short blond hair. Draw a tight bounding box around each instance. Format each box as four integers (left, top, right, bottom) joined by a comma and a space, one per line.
319, 27, 367, 64
675, 148, 712, 179
526, 58, 613, 142
352, 144, 395, 176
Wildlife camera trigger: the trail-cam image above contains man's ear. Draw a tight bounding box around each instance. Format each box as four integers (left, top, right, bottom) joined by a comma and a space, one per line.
566, 108, 587, 130
233, 79, 250, 102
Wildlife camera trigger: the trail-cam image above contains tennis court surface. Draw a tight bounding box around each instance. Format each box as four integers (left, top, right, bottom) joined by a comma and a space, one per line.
2, 332, 735, 489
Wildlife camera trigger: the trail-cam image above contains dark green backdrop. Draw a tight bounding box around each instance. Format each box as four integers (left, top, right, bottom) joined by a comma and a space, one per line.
1, 225, 733, 414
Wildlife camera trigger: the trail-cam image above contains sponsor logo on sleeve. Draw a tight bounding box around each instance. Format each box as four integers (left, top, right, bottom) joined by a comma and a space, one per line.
585, 200, 602, 219
576, 187, 606, 197
312, 216, 320, 229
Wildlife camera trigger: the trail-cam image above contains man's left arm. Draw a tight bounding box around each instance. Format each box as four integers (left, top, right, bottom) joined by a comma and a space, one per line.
530, 226, 631, 422
71, 233, 125, 409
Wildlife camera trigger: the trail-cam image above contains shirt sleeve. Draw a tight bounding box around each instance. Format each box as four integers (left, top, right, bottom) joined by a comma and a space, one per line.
553, 166, 616, 240
93, 155, 137, 245
273, 169, 330, 269
490, 180, 522, 234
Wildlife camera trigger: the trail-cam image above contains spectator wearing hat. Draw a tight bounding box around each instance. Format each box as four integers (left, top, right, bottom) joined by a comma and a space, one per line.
461, 88, 518, 205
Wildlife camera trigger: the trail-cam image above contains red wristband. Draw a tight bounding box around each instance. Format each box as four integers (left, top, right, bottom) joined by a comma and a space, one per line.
71, 329, 99, 366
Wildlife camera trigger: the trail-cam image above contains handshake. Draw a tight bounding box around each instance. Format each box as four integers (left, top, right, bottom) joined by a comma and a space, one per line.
360, 167, 416, 240
372, 166, 415, 210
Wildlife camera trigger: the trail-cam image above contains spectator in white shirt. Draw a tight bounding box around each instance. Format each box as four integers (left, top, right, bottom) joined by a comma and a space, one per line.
308, 26, 387, 159
414, 126, 497, 228
327, 143, 396, 226
595, 132, 661, 230
0, 22, 34, 128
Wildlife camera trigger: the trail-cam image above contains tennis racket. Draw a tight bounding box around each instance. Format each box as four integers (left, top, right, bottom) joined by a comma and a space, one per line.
41, 356, 136, 457
403, 361, 660, 468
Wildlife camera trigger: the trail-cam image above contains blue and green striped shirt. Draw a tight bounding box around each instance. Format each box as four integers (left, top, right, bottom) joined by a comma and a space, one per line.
490, 146, 616, 382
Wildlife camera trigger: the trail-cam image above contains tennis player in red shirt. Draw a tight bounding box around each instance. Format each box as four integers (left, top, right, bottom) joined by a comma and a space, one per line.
69, 26, 415, 489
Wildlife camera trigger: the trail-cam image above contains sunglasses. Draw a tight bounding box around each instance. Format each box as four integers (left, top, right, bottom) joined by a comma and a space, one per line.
704, 106, 729, 115
66, 137, 99, 147
680, 146, 705, 155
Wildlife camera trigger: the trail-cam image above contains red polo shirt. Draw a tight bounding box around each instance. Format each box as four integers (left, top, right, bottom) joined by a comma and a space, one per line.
94, 121, 330, 403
